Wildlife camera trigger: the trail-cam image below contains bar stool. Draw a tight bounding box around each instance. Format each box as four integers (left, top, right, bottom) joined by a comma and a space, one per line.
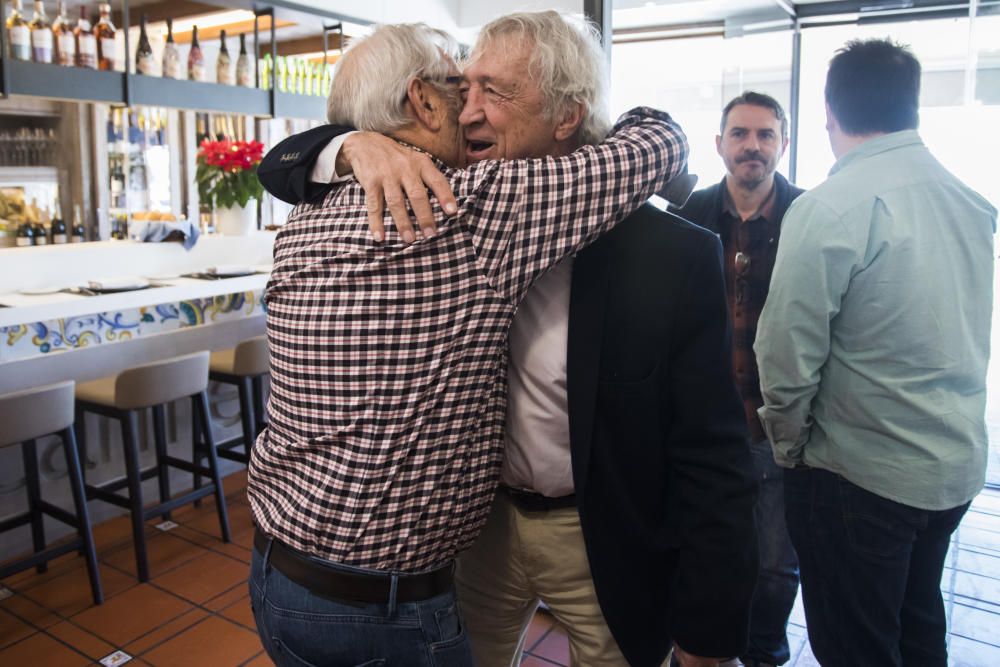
206, 336, 270, 464
0, 381, 103, 605
75, 352, 231, 582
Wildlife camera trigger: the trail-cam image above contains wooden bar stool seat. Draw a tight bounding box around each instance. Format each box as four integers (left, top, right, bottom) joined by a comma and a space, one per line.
206, 336, 269, 465
75, 352, 231, 582
0, 381, 103, 605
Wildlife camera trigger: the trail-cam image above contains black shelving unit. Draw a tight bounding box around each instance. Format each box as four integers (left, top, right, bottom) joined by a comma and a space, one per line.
129, 76, 271, 116
273, 91, 327, 121
6, 61, 125, 104
0, 1, 358, 121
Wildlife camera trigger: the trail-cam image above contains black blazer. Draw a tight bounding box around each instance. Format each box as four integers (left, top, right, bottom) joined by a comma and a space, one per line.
257, 129, 759, 666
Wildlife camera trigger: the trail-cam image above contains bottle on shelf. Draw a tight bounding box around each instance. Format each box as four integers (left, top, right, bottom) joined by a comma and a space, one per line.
15, 220, 34, 246
7, 0, 31, 61
216, 29, 232, 85
29, 0, 52, 63
32, 202, 48, 245
259, 53, 272, 90
135, 13, 155, 75
162, 17, 181, 79
295, 58, 306, 95
302, 59, 312, 95
275, 55, 286, 92
74, 5, 96, 69
51, 199, 67, 244
236, 33, 251, 87
94, 2, 116, 71
52, 1, 74, 66
188, 25, 205, 82
71, 204, 85, 242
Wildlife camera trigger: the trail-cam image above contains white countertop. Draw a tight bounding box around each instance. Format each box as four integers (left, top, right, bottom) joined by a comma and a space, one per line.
0, 274, 269, 328
0, 234, 277, 328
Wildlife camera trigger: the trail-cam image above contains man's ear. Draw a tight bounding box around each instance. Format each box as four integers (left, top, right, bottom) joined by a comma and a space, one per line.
405, 78, 442, 132
553, 102, 585, 142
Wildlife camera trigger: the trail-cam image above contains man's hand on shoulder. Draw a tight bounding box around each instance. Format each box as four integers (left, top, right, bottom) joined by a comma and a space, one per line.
340, 132, 458, 243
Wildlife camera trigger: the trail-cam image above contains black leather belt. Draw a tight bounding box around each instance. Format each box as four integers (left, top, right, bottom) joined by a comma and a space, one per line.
253, 529, 453, 604
501, 485, 576, 512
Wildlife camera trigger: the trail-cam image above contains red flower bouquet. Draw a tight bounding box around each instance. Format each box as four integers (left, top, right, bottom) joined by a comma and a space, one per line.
196, 139, 265, 209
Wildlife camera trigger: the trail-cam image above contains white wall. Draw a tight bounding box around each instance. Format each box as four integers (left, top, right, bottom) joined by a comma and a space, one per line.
278, 0, 585, 39
457, 0, 582, 30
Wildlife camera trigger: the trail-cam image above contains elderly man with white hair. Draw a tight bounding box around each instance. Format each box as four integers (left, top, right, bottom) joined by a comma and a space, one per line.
248, 17, 691, 667
258, 11, 759, 667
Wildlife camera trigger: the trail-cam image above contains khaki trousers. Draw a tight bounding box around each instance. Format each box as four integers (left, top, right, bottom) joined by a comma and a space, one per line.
455, 491, 629, 667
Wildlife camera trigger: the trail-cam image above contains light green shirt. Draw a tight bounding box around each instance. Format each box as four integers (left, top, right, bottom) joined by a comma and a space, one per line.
755, 130, 997, 510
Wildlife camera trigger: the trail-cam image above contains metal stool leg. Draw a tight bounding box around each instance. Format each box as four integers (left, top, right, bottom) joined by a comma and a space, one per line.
196, 391, 231, 542
151, 404, 172, 522
252, 375, 267, 436
62, 427, 103, 605
238, 377, 255, 460
120, 410, 150, 582
21, 439, 47, 573
191, 395, 203, 508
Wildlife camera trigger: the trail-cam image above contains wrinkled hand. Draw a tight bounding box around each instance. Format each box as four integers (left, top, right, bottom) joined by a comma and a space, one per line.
339, 131, 458, 243
673, 644, 725, 667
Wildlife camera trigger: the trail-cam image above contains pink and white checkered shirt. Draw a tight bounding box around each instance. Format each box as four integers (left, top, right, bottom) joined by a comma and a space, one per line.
249, 107, 688, 572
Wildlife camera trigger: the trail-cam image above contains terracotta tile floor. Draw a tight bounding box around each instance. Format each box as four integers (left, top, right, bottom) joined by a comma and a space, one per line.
1, 469, 998, 666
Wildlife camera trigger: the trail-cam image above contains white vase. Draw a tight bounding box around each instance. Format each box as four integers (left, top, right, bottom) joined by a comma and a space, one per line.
215, 200, 257, 236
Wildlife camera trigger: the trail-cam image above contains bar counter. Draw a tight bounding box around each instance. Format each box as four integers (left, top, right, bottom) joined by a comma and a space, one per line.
0, 234, 275, 392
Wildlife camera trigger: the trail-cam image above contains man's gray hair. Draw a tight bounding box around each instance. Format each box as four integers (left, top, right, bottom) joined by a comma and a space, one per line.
474, 11, 611, 146
326, 23, 459, 132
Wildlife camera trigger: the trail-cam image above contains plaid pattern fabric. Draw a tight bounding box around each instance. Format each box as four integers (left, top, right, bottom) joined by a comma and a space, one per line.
248, 108, 688, 572
722, 186, 778, 443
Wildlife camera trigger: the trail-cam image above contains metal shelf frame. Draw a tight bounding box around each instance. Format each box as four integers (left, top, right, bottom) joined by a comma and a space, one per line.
0, 0, 349, 121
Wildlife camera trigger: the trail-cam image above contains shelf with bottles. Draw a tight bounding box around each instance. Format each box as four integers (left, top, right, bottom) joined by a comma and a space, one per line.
3, 1, 340, 121
0, 189, 86, 248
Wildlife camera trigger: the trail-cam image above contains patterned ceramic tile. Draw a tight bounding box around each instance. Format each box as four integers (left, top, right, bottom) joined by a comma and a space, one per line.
1, 291, 263, 362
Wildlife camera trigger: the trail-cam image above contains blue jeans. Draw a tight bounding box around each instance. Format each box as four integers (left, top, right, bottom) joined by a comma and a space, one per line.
249, 543, 473, 667
784, 466, 969, 667
743, 439, 800, 666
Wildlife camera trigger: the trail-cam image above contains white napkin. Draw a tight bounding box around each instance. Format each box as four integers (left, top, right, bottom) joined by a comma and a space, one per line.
87, 277, 150, 290
206, 265, 255, 277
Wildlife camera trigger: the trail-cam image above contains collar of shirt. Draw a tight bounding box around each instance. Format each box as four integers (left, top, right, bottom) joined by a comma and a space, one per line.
722, 179, 777, 223
830, 130, 924, 176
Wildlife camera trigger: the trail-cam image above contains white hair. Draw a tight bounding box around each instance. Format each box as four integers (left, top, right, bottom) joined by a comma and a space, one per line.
326, 23, 460, 132
474, 11, 611, 146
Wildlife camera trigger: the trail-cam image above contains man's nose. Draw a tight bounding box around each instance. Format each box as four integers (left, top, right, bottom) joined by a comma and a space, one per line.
459, 89, 484, 127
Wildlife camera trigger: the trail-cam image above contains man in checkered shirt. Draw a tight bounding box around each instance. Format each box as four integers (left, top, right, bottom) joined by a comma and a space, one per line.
247, 21, 688, 666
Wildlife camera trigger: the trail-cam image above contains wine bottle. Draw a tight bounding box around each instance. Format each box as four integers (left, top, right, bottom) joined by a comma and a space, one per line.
162, 17, 181, 79
94, 3, 116, 71
260, 53, 271, 90
296, 58, 306, 95
29, 0, 52, 63
74, 6, 96, 69
33, 203, 49, 245
276, 55, 286, 92
216, 29, 232, 84
16, 220, 34, 247
52, 1, 74, 66
135, 13, 155, 75
7, 0, 31, 61
71, 205, 85, 242
51, 199, 67, 244
187, 25, 205, 81
236, 33, 251, 87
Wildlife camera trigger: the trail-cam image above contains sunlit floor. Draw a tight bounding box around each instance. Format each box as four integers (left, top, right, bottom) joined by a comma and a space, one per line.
0, 470, 998, 666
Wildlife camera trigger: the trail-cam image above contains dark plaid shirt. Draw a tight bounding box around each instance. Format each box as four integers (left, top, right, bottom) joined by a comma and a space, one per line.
248, 108, 688, 572
722, 184, 778, 442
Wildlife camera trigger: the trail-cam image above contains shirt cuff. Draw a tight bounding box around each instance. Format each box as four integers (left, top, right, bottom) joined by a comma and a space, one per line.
309, 131, 358, 184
